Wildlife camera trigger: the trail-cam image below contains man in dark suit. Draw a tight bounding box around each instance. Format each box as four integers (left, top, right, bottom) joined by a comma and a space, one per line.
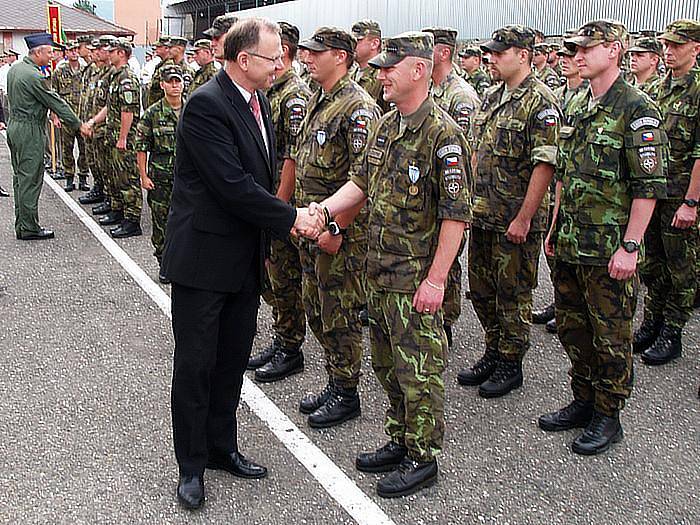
161, 17, 323, 510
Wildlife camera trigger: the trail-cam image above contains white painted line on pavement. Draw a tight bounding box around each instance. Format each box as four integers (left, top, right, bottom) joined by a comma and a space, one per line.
44, 174, 396, 525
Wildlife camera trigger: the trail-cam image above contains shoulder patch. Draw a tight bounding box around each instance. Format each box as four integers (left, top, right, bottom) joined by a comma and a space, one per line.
286, 97, 306, 108
437, 144, 463, 159
455, 102, 474, 114
537, 108, 558, 120
630, 116, 660, 131
350, 108, 374, 121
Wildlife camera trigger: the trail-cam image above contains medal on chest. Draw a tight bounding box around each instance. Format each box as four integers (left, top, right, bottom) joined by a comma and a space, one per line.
408, 163, 420, 196
316, 130, 326, 146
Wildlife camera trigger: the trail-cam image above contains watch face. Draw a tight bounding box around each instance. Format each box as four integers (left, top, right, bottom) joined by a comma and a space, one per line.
623, 241, 639, 253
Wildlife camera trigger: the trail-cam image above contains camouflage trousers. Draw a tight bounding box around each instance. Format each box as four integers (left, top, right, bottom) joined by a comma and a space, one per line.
298, 238, 365, 389
146, 170, 172, 260
84, 137, 106, 189
553, 261, 636, 416
108, 146, 142, 223
443, 233, 467, 327
639, 199, 698, 329
367, 284, 446, 462
59, 125, 89, 178
261, 236, 306, 349
468, 227, 541, 360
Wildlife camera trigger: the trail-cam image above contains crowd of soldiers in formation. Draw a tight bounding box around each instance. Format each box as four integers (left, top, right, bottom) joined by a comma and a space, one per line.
7, 12, 700, 498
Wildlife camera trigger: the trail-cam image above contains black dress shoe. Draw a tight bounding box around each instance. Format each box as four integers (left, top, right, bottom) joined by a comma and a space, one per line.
633, 317, 663, 354
356, 441, 407, 473
641, 325, 681, 365
457, 348, 498, 386
545, 317, 557, 334
98, 211, 123, 226
207, 451, 268, 479
111, 220, 142, 238
308, 386, 360, 428
0, 185, 10, 197
478, 359, 523, 398
376, 457, 438, 498
299, 381, 333, 414
571, 412, 623, 455
359, 308, 370, 327
532, 303, 555, 324
80, 188, 104, 205
247, 341, 280, 370
538, 400, 593, 431
177, 474, 204, 510
444, 323, 453, 348
19, 228, 55, 241
254, 348, 303, 383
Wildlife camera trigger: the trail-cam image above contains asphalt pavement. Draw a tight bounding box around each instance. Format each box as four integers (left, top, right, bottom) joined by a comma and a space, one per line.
0, 134, 698, 525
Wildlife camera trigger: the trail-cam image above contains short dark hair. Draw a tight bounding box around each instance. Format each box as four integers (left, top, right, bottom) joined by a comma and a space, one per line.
282, 38, 298, 60
223, 17, 280, 62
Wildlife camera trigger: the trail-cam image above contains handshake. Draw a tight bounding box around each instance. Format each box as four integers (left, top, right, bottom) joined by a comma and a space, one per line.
291, 202, 327, 240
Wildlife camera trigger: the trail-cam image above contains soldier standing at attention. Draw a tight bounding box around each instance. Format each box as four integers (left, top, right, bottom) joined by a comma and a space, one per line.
422, 26, 479, 347
52, 40, 90, 192
203, 14, 238, 65
539, 20, 666, 455
7, 33, 90, 240
628, 37, 663, 98
87, 38, 143, 239
533, 42, 561, 90
248, 22, 312, 381
293, 27, 380, 428
135, 64, 183, 283
458, 47, 492, 97
351, 19, 388, 112
635, 21, 700, 369
187, 39, 217, 96
456, 26, 560, 398
317, 31, 471, 498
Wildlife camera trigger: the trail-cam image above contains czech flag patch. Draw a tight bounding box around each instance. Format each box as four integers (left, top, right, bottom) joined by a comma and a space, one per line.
641, 131, 655, 142
445, 156, 459, 167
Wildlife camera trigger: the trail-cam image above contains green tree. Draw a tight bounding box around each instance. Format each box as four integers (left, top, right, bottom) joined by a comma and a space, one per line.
73, 0, 96, 15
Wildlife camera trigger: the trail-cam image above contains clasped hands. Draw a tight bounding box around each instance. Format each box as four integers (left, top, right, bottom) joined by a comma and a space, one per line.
291, 202, 326, 240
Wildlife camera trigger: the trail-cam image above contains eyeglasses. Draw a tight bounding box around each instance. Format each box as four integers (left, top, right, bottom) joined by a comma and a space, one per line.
247, 51, 283, 63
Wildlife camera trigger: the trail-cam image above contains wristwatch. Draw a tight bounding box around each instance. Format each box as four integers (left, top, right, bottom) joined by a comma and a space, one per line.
683, 198, 698, 208
622, 239, 640, 253
327, 221, 346, 236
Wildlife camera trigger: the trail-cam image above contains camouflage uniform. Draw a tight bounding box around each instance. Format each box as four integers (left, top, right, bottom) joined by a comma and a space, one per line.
147, 39, 193, 107
351, 33, 472, 461
79, 57, 105, 192
105, 54, 142, 223
89, 52, 117, 202
628, 37, 663, 100
535, 64, 561, 91
555, 73, 666, 415
294, 36, 380, 389
465, 67, 492, 98
263, 66, 312, 350
187, 39, 217, 97
135, 92, 179, 259
350, 20, 390, 114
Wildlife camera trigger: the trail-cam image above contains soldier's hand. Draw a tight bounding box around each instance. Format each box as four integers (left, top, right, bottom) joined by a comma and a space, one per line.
671, 203, 697, 230
292, 207, 323, 240
544, 229, 555, 257
413, 279, 444, 315
79, 123, 92, 137
608, 247, 637, 281
317, 230, 341, 255
117, 137, 127, 150
51, 114, 61, 128
506, 216, 530, 244
141, 176, 154, 190
0, 122, 5, 131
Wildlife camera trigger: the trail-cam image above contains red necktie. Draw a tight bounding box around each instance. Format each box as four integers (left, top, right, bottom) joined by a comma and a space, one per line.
249, 92, 264, 136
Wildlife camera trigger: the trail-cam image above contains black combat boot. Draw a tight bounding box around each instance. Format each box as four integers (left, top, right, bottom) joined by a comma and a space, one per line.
545, 317, 557, 334
64, 177, 75, 192
456, 347, 499, 386
110, 219, 142, 238
538, 399, 593, 431
80, 186, 104, 205
299, 380, 333, 414
92, 200, 112, 215
641, 325, 682, 365
478, 358, 523, 398
307, 385, 360, 428
78, 174, 90, 191
254, 347, 304, 383
356, 441, 407, 473
51, 169, 66, 180
633, 317, 663, 354
248, 340, 281, 370
376, 457, 438, 498
571, 411, 623, 455
359, 308, 369, 327
532, 303, 555, 324
98, 210, 123, 225
444, 324, 453, 348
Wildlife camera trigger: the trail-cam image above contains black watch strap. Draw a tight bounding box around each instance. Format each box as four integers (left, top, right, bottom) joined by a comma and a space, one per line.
622, 239, 640, 253
683, 198, 698, 208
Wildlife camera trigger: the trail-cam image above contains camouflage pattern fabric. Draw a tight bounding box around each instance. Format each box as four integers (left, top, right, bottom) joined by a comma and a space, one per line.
432, 68, 480, 145
554, 262, 636, 416
636, 71, 661, 99
465, 67, 492, 97
553, 80, 589, 114
294, 73, 380, 387
536, 64, 561, 91
146, 59, 193, 106
187, 61, 216, 97
53, 61, 88, 178
353, 63, 389, 112
135, 97, 179, 258
86, 65, 116, 194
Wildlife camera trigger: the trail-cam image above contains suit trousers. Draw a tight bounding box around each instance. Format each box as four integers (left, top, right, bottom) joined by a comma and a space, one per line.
170, 268, 260, 476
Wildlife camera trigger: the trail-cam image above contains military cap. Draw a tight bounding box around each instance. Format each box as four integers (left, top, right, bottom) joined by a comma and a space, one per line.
98, 35, 116, 48
160, 63, 183, 82
203, 13, 238, 38
299, 26, 356, 53
422, 27, 458, 48
169, 36, 188, 48
368, 31, 434, 68
564, 19, 628, 49
5, 48, 20, 57
24, 32, 61, 50
279, 22, 300, 46
351, 19, 381, 39
154, 35, 171, 47
106, 37, 133, 52
628, 37, 662, 55
557, 45, 576, 57
193, 38, 212, 50
481, 25, 536, 52
659, 19, 700, 44
88, 38, 100, 50
458, 46, 482, 58
76, 35, 92, 44
533, 42, 550, 54
65, 40, 79, 50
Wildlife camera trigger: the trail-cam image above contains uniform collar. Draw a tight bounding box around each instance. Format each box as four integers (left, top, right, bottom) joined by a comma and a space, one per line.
271, 67, 295, 89
322, 72, 351, 100
657, 66, 699, 96
399, 96, 434, 132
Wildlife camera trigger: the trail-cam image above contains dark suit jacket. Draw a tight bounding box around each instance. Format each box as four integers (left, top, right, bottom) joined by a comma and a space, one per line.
161, 69, 296, 293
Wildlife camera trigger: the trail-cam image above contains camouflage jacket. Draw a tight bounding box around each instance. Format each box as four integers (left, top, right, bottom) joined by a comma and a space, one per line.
294, 73, 380, 241
352, 63, 389, 112
351, 97, 472, 292
654, 68, 700, 199
432, 69, 480, 144
52, 61, 83, 112
78, 61, 99, 120
134, 97, 180, 176
90, 65, 116, 139
556, 74, 667, 266
635, 71, 661, 100
267, 67, 311, 188
187, 61, 217, 97
147, 58, 193, 107
554, 80, 589, 115
465, 67, 492, 97
473, 73, 560, 232
105, 64, 141, 146
536, 64, 561, 91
